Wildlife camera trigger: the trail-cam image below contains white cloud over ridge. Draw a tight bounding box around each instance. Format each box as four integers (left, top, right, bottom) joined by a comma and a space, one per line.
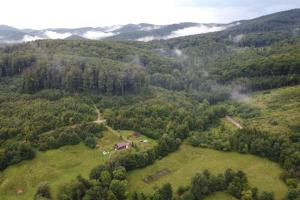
139, 25, 162, 31
44, 31, 72, 39
83, 31, 116, 39
23, 35, 43, 42
166, 25, 226, 38
136, 24, 228, 41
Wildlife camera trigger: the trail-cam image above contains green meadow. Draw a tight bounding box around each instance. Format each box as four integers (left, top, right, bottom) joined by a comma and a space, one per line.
0, 143, 105, 200
0, 128, 155, 200
127, 144, 287, 200
246, 85, 300, 135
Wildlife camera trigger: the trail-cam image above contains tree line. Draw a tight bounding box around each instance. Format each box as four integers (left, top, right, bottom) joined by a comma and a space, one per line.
189, 128, 300, 199
132, 169, 274, 200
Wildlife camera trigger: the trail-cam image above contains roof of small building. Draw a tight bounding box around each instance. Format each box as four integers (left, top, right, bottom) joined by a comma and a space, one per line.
115, 142, 130, 148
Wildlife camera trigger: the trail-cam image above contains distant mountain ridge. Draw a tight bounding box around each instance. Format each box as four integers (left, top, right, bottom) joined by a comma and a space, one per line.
0, 22, 234, 44
0, 8, 299, 45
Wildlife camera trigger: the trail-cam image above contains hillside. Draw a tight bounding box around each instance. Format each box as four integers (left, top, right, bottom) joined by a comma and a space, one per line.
0, 8, 299, 200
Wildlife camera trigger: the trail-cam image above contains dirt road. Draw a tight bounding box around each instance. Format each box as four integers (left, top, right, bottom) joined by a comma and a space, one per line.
225, 115, 243, 129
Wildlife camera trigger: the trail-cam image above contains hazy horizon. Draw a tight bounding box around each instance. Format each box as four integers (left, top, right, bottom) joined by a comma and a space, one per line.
0, 0, 299, 29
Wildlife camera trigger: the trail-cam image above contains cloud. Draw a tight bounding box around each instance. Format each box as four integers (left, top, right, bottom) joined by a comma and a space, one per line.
83, 31, 116, 39
136, 24, 228, 41
166, 25, 226, 38
139, 25, 162, 31
102, 25, 123, 32
23, 35, 43, 42
230, 86, 250, 103
232, 34, 245, 43
44, 31, 71, 39
173, 48, 182, 56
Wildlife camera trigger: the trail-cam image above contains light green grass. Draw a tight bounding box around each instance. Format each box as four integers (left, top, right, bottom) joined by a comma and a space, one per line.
118, 130, 157, 151
127, 144, 287, 200
0, 129, 121, 200
246, 85, 300, 134
0, 127, 156, 200
204, 192, 237, 200
0, 143, 104, 200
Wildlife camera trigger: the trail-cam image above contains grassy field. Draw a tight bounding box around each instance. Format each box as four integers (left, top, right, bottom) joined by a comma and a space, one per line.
127, 144, 287, 200
0, 128, 155, 200
204, 192, 237, 200
243, 85, 300, 135
0, 143, 105, 200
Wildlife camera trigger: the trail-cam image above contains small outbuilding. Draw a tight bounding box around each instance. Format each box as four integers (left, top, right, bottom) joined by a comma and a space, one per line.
114, 142, 131, 150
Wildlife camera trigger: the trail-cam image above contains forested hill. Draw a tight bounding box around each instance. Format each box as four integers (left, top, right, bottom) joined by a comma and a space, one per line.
0, 40, 178, 95
0, 9, 299, 101
0, 8, 300, 200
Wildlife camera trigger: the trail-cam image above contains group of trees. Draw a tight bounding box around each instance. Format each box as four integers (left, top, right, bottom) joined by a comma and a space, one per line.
38, 162, 128, 200
230, 129, 300, 180
110, 134, 181, 171
105, 99, 227, 140
0, 48, 36, 78
188, 128, 300, 199
0, 143, 35, 170
132, 169, 274, 200
30, 122, 106, 151
22, 62, 149, 95
0, 95, 95, 141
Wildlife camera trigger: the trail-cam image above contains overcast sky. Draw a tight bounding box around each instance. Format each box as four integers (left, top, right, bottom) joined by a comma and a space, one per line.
1, 0, 299, 29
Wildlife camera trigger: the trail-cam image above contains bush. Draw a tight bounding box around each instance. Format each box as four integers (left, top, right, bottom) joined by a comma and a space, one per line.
84, 136, 97, 149
34, 182, 52, 200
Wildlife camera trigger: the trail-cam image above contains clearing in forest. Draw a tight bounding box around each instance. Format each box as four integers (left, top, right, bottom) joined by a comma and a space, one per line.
244, 85, 300, 134
127, 144, 287, 200
0, 128, 155, 200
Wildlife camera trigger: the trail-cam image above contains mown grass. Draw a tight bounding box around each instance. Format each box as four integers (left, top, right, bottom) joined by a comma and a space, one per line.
0, 143, 105, 200
204, 192, 237, 200
0, 128, 118, 200
245, 85, 300, 134
0, 127, 156, 200
127, 144, 287, 200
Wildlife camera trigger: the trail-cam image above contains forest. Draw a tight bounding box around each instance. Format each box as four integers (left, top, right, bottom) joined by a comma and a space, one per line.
0, 8, 300, 200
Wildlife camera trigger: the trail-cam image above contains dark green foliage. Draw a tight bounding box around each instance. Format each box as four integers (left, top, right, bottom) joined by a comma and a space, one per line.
34, 182, 52, 200
57, 176, 92, 200
112, 166, 127, 180
152, 183, 173, 200
190, 127, 300, 181
109, 180, 127, 200
285, 188, 300, 200
230, 129, 300, 177
90, 164, 109, 180
227, 171, 247, 198
135, 169, 273, 200
0, 143, 35, 170
0, 48, 36, 78
106, 97, 226, 140
33, 123, 105, 151
257, 192, 274, 200
84, 136, 97, 149
0, 94, 95, 144
111, 135, 179, 171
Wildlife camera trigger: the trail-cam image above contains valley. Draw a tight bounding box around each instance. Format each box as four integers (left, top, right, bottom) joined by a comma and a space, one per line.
0, 8, 299, 200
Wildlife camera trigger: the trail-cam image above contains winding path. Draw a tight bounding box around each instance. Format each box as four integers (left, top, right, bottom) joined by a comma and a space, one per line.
93, 105, 107, 124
